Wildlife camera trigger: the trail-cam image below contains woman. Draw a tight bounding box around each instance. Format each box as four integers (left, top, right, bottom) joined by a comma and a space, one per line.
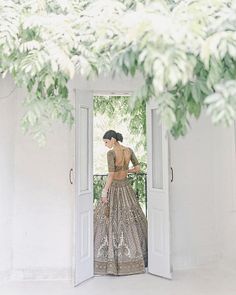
94, 130, 148, 276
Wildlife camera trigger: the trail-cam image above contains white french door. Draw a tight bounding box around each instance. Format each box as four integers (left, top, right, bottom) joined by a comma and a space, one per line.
146, 97, 172, 279
73, 89, 172, 286
73, 90, 94, 286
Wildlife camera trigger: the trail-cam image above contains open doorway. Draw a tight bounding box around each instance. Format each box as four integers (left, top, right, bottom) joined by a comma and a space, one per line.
93, 94, 147, 215
73, 87, 172, 286
93, 94, 148, 275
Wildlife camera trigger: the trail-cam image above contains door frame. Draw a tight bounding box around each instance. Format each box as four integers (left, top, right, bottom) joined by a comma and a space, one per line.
233, 122, 236, 211
146, 98, 173, 279
73, 89, 94, 286
72, 81, 173, 284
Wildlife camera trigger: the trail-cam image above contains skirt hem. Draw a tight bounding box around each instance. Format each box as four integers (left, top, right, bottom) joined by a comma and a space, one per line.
94, 260, 146, 276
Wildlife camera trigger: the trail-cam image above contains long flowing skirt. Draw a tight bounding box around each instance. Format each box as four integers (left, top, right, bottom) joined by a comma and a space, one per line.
94, 178, 148, 275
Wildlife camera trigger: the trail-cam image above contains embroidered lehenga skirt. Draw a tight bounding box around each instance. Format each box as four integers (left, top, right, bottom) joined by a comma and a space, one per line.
94, 178, 148, 275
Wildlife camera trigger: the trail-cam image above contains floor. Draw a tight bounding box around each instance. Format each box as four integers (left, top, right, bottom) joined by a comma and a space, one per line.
0, 262, 235, 295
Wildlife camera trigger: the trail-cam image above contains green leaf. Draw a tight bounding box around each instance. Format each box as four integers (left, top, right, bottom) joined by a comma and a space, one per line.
191, 83, 201, 103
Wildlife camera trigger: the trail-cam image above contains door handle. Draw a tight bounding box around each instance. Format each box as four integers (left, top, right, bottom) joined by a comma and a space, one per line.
69, 168, 74, 184
170, 167, 174, 182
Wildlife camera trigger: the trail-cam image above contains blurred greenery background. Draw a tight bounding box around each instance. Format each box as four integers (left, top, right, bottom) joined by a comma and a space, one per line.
93, 95, 147, 214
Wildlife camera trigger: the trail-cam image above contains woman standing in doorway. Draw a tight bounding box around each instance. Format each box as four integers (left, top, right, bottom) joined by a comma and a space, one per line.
94, 130, 148, 275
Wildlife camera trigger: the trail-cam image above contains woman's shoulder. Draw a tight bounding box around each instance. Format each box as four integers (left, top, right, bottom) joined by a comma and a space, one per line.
126, 146, 134, 153
107, 146, 133, 154
107, 149, 115, 157
119, 144, 132, 150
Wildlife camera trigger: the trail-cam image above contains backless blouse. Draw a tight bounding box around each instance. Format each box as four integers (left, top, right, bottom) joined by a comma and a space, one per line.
107, 147, 139, 179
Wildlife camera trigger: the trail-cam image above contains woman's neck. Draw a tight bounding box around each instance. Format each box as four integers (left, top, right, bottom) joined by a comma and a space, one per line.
113, 142, 121, 150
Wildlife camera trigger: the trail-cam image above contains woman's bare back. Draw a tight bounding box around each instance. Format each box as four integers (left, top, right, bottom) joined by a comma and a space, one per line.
109, 145, 139, 180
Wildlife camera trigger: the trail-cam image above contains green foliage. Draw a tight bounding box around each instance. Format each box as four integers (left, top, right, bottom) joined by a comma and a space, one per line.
1, 0, 236, 144
93, 175, 107, 206
94, 95, 146, 153
204, 80, 236, 125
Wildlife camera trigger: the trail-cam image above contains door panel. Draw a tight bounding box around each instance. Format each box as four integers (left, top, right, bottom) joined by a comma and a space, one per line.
146, 98, 172, 279
74, 90, 94, 286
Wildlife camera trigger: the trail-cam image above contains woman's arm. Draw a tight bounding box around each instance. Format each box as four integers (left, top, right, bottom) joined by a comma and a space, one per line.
129, 148, 140, 174
128, 165, 140, 173
101, 172, 115, 203
104, 172, 115, 191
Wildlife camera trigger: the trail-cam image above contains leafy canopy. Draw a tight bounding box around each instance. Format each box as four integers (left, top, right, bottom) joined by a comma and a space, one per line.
94, 95, 147, 160
1, 0, 236, 144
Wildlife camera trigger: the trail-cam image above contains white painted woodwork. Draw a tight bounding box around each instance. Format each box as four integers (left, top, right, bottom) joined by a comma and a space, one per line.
146, 98, 172, 279
74, 90, 94, 286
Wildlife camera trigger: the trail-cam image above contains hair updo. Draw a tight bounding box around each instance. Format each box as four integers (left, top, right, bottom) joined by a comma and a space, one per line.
103, 130, 123, 142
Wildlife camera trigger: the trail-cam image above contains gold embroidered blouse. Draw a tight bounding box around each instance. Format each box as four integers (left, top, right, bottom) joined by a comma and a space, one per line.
106, 147, 139, 179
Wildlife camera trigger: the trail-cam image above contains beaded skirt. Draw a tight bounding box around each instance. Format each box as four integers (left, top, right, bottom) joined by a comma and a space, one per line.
94, 178, 148, 275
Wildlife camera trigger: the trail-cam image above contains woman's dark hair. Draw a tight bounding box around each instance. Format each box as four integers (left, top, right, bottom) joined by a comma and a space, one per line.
103, 130, 123, 142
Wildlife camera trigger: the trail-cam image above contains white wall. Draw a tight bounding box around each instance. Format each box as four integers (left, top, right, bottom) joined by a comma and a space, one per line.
0, 74, 235, 282
0, 76, 16, 281
170, 113, 236, 270
10, 86, 74, 280
220, 124, 236, 269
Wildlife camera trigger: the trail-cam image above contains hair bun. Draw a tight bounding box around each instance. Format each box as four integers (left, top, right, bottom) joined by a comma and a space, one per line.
103, 130, 124, 142
116, 132, 123, 142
